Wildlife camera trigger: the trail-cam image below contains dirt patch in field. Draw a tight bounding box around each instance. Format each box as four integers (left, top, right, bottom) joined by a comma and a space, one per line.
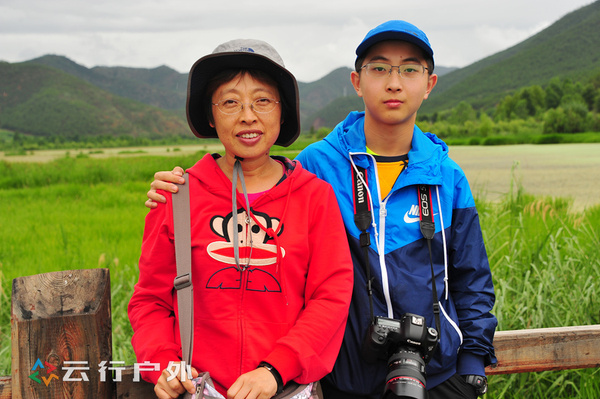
0, 144, 224, 163
448, 143, 600, 212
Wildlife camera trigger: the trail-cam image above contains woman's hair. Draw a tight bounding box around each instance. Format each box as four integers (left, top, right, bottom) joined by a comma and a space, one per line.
203, 69, 285, 126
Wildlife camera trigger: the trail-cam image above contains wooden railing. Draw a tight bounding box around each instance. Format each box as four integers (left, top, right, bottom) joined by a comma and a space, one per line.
0, 269, 598, 398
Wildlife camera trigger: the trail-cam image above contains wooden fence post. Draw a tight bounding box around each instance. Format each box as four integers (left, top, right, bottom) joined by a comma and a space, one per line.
486, 325, 600, 375
10, 269, 114, 399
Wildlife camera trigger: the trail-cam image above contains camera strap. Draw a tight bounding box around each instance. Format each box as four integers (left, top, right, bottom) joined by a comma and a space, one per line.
418, 185, 441, 334
352, 165, 375, 322
350, 164, 441, 332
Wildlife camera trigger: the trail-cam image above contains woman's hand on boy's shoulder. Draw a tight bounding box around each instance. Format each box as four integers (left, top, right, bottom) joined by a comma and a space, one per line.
145, 166, 186, 209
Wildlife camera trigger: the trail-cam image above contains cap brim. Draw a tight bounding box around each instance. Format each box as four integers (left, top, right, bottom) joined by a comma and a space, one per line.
356, 31, 434, 66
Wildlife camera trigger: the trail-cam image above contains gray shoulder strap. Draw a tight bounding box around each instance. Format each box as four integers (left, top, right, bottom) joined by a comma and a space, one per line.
172, 172, 193, 365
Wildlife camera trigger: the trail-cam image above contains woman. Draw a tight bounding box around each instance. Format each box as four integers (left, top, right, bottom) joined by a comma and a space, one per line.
127, 39, 353, 399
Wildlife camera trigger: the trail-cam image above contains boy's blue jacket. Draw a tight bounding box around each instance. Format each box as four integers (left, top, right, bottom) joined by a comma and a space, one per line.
296, 111, 497, 397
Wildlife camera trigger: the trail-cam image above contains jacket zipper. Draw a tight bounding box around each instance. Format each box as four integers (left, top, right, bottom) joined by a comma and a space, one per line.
378, 198, 394, 318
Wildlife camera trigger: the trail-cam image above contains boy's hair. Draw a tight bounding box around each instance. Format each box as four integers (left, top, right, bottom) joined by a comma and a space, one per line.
354, 20, 435, 74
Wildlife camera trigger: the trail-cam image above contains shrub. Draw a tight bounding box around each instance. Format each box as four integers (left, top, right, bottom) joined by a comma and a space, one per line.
482, 136, 516, 146
536, 134, 564, 144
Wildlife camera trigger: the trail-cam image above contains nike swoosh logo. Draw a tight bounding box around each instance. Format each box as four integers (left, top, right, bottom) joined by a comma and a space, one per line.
404, 212, 420, 224
404, 211, 439, 224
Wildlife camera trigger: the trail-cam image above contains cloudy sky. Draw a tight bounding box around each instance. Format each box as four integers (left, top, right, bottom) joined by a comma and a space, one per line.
0, 0, 594, 82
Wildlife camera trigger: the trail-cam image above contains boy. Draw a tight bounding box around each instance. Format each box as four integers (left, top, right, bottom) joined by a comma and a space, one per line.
295, 20, 496, 399
146, 21, 497, 399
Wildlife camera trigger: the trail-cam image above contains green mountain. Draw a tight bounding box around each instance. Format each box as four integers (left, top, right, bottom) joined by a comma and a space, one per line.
0, 61, 188, 139
421, 0, 600, 114
28, 54, 187, 110
298, 67, 356, 125
20, 58, 457, 133
2, 1, 598, 140
308, 95, 364, 130
24, 57, 360, 129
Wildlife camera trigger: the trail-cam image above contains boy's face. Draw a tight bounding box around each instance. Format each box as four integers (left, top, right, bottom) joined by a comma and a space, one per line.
351, 40, 437, 130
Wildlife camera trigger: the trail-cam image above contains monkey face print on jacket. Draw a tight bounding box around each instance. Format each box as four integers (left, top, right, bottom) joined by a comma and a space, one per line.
207, 208, 285, 291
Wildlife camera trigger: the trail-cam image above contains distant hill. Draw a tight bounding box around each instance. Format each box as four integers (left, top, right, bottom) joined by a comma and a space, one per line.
28, 54, 187, 110
0, 62, 188, 139
11, 53, 460, 136
298, 67, 356, 125
23, 58, 360, 128
3, 55, 454, 136
421, 0, 600, 114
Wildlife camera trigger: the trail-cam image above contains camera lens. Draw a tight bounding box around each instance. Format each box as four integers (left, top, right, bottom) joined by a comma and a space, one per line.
383, 348, 427, 399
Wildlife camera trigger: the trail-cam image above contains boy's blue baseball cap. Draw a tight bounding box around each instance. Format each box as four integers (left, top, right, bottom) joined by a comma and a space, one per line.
356, 20, 434, 67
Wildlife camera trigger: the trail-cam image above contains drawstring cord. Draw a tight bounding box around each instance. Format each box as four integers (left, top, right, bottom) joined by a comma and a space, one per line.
232, 158, 253, 271
249, 175, 293, 272
230, 156, 292, 304
231, 157, 292, 272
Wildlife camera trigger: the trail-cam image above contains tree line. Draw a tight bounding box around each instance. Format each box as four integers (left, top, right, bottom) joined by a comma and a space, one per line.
416, 73, 600, 144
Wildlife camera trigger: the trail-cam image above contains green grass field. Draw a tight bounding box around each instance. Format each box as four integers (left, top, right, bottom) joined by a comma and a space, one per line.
1, 148, 599, 398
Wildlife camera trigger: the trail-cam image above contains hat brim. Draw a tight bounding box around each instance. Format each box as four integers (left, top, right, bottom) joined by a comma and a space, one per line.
186, 52, 300, 147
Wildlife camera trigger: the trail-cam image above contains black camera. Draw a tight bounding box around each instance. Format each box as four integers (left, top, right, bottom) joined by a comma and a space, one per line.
362, 313, 438, 399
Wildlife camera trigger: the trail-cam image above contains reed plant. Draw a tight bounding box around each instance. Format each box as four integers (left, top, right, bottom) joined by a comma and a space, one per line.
1, 154, 599, 397
478, 175, 600, 397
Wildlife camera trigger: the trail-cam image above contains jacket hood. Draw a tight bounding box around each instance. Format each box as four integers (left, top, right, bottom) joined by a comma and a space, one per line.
324, 111, 449, 185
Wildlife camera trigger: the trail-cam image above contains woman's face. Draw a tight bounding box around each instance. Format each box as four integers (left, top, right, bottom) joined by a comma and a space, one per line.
210, 72, 282, 163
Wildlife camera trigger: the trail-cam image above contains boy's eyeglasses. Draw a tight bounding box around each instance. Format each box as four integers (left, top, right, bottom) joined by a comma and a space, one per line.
212, 98, 280, 115
361, 62, 429, 79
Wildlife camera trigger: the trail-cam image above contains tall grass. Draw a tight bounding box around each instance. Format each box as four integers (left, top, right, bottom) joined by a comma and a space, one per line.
477, 178, 600, 398
0, 153, 207, 374
1, 154, 599, 397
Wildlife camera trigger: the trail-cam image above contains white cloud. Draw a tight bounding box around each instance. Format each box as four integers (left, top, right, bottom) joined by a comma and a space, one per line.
0, 0, 594, 82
